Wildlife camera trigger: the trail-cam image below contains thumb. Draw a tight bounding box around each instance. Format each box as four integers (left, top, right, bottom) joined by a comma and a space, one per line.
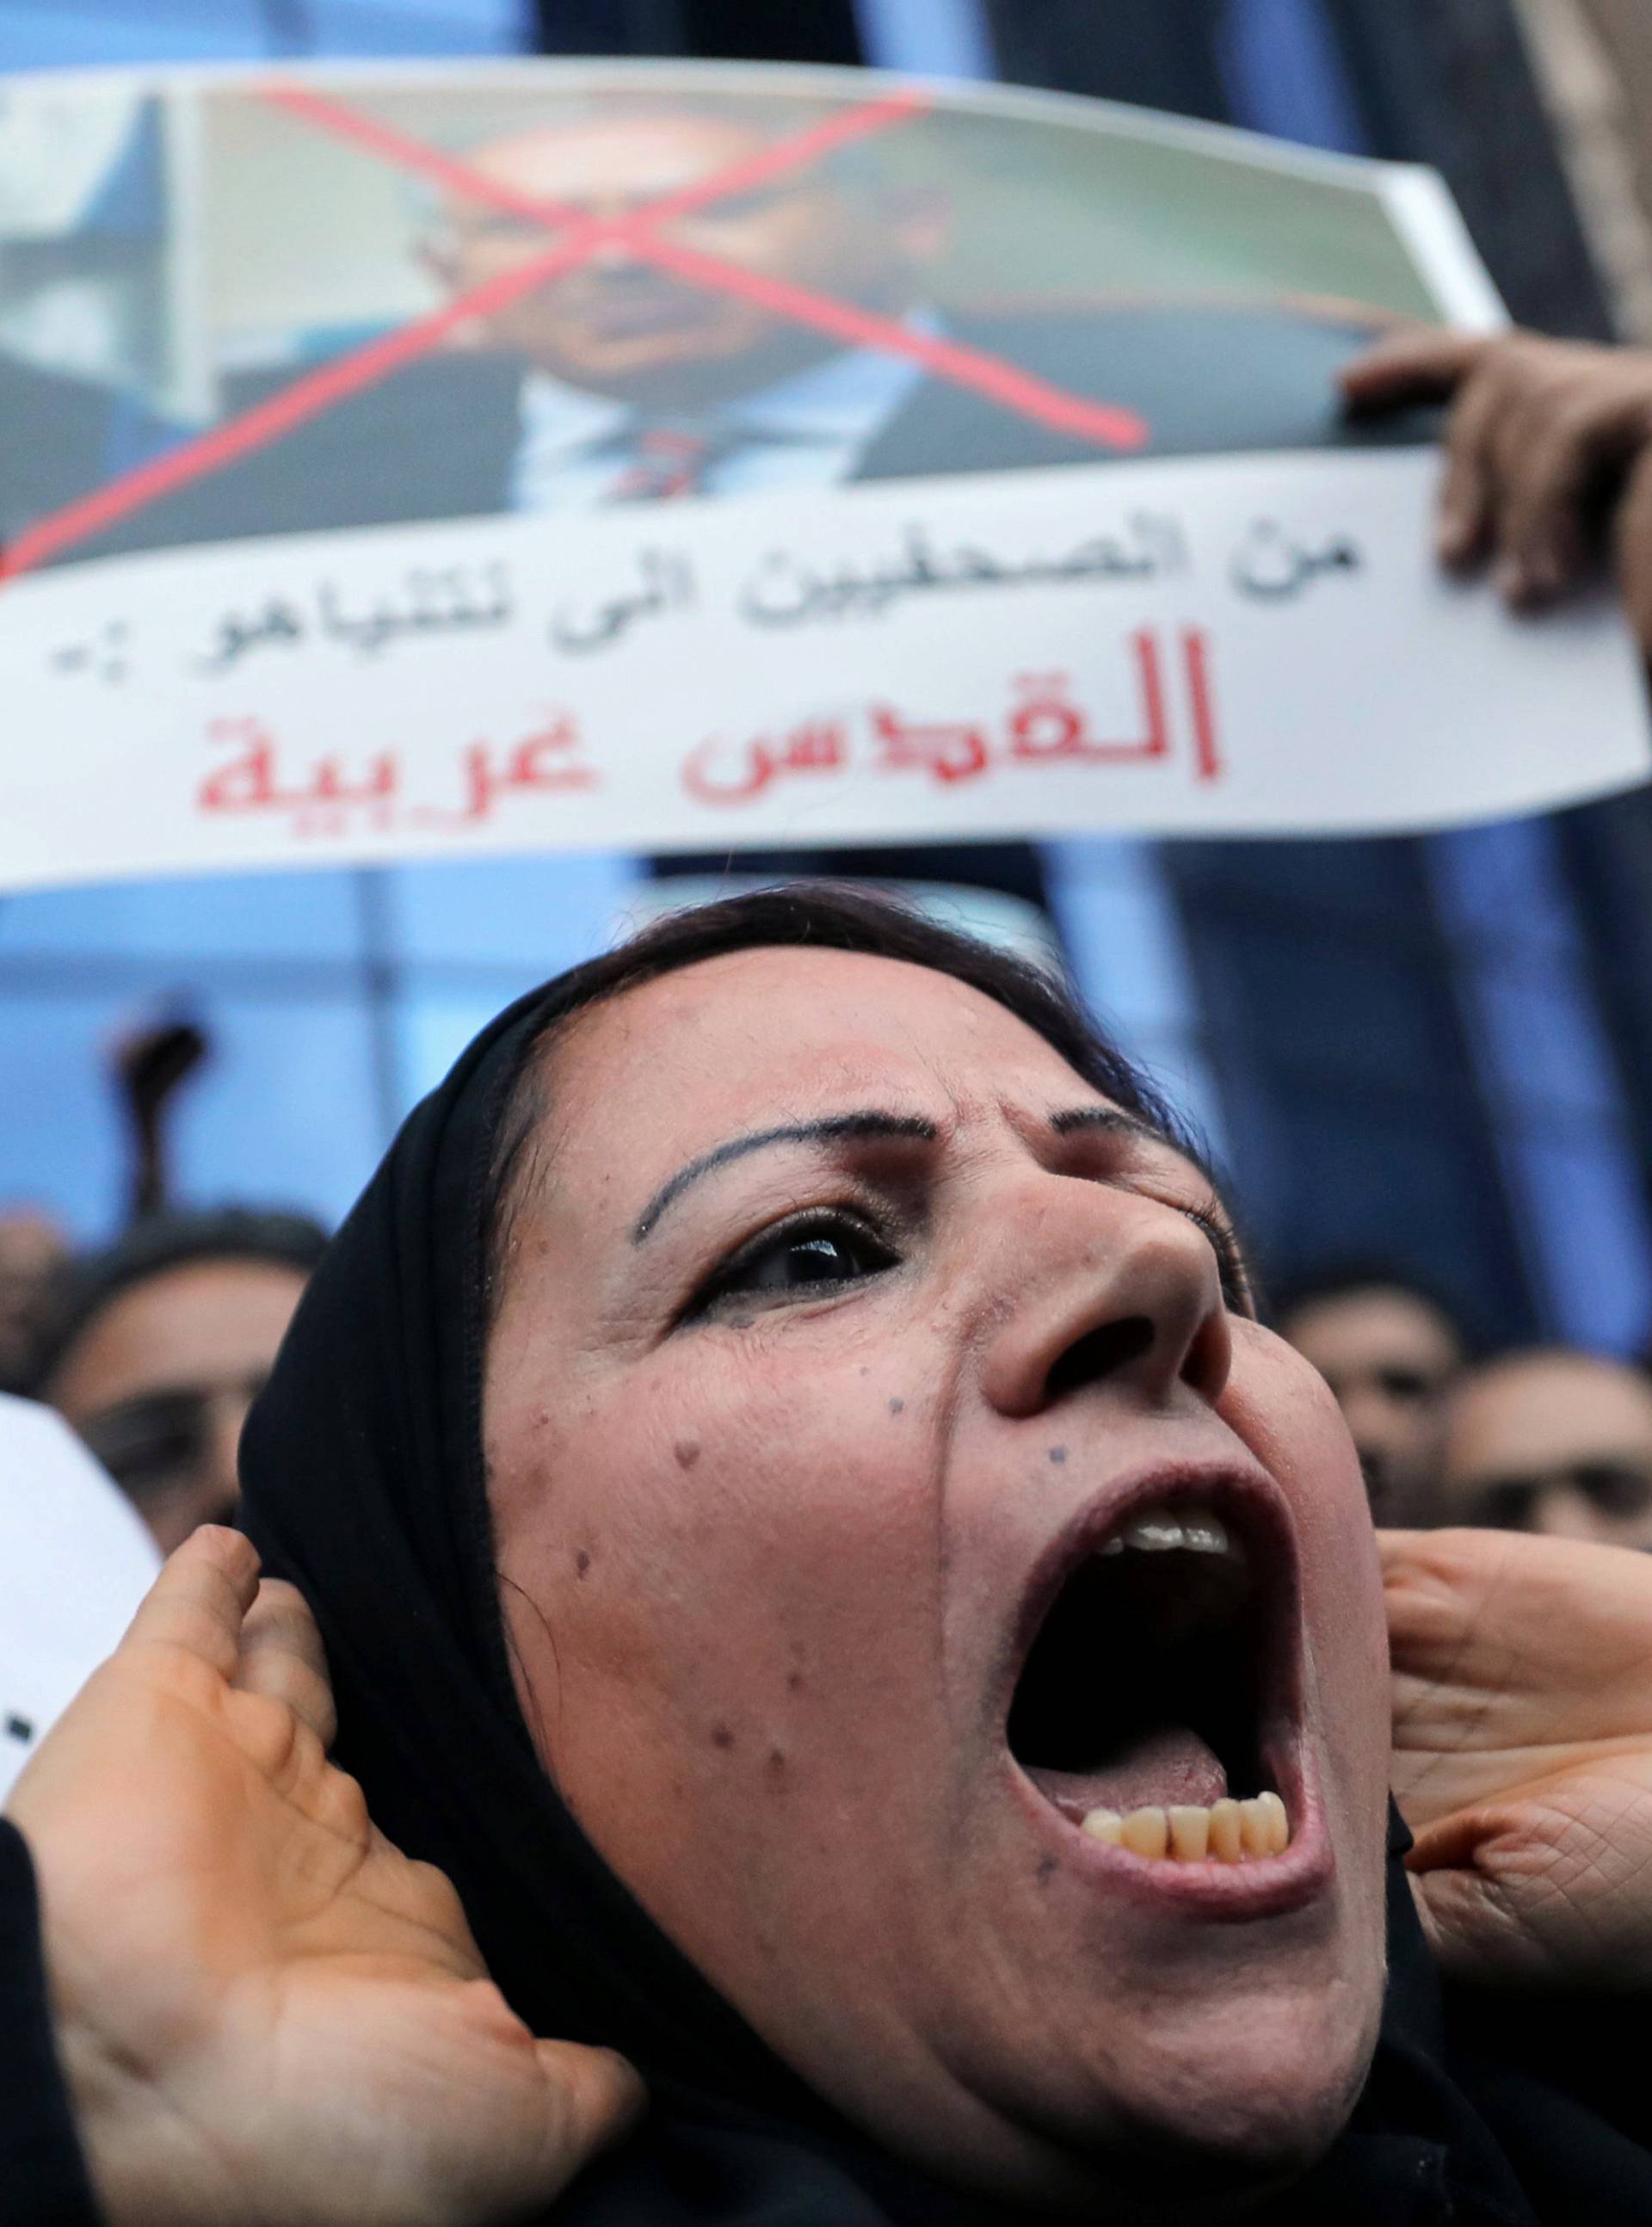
1407, 1856, 1533, 1986
1405, 1800, 1552, 1984
530, 2040, 646, 2182
1404, 1792, 1631, 1988
116, 1523, 262, 1682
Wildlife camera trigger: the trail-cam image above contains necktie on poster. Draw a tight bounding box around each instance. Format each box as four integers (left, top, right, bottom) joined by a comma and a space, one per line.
0, 56, 1644, 891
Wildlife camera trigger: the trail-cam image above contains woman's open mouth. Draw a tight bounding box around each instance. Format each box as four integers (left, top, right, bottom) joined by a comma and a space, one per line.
1004, 1466, 1325, 1907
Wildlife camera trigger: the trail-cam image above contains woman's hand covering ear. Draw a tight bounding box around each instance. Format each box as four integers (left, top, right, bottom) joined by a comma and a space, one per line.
1341, 326, 1652, 654
4, 1527, 644, 2226
1383, 1525, 1652, 1990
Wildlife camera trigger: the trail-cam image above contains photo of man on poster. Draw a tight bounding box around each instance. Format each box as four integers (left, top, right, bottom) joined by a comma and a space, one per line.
34, 83, 1436, 564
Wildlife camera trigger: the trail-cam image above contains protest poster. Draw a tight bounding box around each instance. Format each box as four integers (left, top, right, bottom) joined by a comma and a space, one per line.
0, 55, 1645, 891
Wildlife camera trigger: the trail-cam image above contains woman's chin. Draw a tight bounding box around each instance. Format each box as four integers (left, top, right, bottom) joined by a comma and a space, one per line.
1107, 2044, 1372, 2193
904, 1988, 1383, 2221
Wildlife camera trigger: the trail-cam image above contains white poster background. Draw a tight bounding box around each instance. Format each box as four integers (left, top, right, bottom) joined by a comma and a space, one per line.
0, 59, 1645, 889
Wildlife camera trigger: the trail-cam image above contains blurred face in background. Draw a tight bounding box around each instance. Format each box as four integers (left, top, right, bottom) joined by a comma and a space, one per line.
1436, 1351, 1652, 1550
424, 110, 943, 409
1279, 1286, 1464, 1525
46, 1257, 308, 1553
0, 1207, 68, 1391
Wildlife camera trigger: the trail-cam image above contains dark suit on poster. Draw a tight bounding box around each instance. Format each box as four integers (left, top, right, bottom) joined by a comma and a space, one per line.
48, 302, 1436, 568
0, 350, 146, 556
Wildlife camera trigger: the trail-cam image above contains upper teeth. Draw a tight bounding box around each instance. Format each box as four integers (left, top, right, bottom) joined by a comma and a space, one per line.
1098, 1503, 1234, 1558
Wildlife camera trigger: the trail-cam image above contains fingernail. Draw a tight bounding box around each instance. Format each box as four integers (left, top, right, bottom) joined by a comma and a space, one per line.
1495, 557, 1529, 606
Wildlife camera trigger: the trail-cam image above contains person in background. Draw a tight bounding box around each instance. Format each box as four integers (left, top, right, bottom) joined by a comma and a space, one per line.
30, 1208, 326, 1554
1273, 1270, 1468, 1523
0, 1208, 70, 1395
1431, 1346, 1652, 1548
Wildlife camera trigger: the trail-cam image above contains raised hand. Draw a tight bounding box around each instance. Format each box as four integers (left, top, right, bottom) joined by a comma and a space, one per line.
1341, 325, 1652, 651
6, 1526, 642, 2226
1383, 1524, 1652, 1989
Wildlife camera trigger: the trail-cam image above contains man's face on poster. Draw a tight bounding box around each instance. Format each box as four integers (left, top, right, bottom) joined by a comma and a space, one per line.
424, 110, 945, 407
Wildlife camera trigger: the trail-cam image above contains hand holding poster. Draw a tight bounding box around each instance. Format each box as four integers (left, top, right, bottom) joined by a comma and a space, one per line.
0, 57, 1645, 888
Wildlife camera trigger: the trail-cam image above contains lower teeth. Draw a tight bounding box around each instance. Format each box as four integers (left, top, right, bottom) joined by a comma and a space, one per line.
1081, 1790, 1288, 1862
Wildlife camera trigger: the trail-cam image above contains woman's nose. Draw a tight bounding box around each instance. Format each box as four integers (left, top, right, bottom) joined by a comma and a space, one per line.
979, 1190, 1232, 1422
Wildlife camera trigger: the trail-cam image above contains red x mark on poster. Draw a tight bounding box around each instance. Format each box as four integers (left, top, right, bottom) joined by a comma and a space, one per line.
0, 78, 1152, 583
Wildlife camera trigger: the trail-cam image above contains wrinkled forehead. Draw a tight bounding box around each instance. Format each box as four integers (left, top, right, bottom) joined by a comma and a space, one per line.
529, 945, 1200, 1229
1450, 1359, 1652, 1470
1288, 1290, 1459, 1373
51, 1257, 305, 1411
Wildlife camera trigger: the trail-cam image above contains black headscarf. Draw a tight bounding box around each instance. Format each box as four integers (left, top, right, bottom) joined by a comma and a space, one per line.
238, 895, 1650, 2227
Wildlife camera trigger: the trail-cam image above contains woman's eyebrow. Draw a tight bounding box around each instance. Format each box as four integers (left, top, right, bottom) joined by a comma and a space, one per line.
1047, 1104, 1169, 1150
1047, 1105, 1223, 1196
632, 1112, 940, 1243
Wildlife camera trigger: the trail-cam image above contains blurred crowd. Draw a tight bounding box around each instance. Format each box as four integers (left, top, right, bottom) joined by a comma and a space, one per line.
1279, 1269, 1652, 1545
1, 1201, 323, 1552
0, 1024, 328, 1558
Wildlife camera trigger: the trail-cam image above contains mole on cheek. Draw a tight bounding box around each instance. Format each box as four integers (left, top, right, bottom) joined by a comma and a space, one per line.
766, 1747, 788, 1789
1048, 1446, 1068, 1465
575, 1548, 592, 1578
888, 1396, 905, 1416
1036, 1855, 1058, 1887
711, 1722, 737, 1750
675, 1440, 701, 1470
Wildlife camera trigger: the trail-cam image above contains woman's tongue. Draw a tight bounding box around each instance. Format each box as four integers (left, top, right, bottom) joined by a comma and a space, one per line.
1027, 1724, 1228, 1820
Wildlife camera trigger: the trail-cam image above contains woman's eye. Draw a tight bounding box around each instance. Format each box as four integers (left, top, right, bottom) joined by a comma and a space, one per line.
695, 1214, 896, 1314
